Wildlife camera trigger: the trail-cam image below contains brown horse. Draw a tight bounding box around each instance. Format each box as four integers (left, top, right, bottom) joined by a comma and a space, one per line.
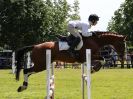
15, 31, 127, 92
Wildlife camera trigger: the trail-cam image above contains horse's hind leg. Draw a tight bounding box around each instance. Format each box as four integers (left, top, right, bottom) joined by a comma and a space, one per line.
17, 67, 34, 92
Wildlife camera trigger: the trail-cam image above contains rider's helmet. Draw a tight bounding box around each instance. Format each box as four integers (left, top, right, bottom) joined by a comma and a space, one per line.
88, 14, 99, 22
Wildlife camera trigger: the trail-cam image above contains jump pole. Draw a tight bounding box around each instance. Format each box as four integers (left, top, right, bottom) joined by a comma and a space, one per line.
46, 49, 90, 99
46, 49, 54, 99
81, 49, 91, 99
12, 52, 16, 74
86, 49, 91, 99
26, 52, 31, 68
81, 63, 85, 99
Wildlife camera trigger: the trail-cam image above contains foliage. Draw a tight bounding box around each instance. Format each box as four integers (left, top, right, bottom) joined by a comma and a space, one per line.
107, 0, 133, 43
0, 0, 48, 49
0, 0, 80, 50
68, 0, 80, 20
42, 0, 70, 40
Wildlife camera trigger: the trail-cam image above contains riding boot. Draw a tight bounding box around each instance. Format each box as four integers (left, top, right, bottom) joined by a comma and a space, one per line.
68, 37, 80, 58
68, 47, 75, 58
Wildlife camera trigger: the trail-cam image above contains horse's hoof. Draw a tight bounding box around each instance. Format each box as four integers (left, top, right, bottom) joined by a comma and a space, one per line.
17, 86, 27, 92
91, 70, 95, 74
17, 87, 22, 92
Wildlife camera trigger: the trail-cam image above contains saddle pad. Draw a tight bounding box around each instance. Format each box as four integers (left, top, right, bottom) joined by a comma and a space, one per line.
59, 40, 83, 51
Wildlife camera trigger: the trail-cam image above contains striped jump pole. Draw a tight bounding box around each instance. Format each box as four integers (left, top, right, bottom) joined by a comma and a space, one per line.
81, 49, 91, 99
46, 50, 54, 99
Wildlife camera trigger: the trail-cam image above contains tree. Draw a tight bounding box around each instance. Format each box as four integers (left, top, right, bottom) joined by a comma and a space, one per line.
0, 0, 70, 50
0, 0, 80, 50
43, 0, 70, 39
107, 0, 133, 43
0, 0, 47, 50
69, 0, 80, 20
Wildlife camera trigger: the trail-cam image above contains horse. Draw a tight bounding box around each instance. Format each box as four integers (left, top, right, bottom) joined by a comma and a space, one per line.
15, 31, 127, 92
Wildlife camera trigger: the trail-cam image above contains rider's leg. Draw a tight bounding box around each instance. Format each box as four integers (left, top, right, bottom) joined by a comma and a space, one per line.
67, 24, 82, 57
68, 36, 80, 50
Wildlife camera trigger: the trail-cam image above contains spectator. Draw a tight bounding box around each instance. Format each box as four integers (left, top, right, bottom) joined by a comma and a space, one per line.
111, 51, 118, 67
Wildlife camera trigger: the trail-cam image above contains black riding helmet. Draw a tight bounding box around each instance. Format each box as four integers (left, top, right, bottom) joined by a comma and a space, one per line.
88, 14, 99, 22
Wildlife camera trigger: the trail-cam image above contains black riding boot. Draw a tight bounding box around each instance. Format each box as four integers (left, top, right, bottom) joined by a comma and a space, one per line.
68, 37, 80, 58
68, 47, 76, 58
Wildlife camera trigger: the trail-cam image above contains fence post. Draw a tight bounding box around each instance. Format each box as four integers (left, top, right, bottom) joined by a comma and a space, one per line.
86, 49, 91, 99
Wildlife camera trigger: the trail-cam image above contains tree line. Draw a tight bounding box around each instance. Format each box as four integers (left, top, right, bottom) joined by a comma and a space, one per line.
0, 0, 80, 50
0, 0, 133, 50
108, 0, 133, 46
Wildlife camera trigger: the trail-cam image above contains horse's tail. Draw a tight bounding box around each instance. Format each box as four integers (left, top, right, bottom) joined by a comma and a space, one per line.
15, 45, 34, 81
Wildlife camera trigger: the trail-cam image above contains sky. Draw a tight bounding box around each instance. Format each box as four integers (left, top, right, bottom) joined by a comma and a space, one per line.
67, 0, 125, 31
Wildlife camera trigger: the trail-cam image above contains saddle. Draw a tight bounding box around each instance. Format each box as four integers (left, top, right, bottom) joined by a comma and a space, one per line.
57, 32, 97, 43
57, 34, 75, 46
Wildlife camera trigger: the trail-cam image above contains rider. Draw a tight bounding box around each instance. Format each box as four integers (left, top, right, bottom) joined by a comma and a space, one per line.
67, 14, 99, 58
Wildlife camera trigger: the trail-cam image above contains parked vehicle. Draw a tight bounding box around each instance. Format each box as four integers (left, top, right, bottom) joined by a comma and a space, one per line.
0, 50, 12, 69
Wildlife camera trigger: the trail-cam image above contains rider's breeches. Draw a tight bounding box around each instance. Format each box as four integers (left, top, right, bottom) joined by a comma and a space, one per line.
67, 24, 82, 39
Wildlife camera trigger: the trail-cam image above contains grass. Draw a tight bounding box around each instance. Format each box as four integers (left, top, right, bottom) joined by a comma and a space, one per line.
0, 68, 133, 99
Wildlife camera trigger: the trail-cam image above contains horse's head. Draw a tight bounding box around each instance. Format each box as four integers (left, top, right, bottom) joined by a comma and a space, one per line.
83, 31, 127, 61
93, 31, 127, 67
97, 31, 127, 55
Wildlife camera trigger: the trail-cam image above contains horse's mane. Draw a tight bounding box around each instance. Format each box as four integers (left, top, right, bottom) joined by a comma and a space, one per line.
93, 31, 124, 37
81, 31, 126, 42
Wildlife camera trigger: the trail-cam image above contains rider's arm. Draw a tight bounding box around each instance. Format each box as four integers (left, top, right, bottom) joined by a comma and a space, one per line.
81, 23, 92, 37
82, 32, 92, 37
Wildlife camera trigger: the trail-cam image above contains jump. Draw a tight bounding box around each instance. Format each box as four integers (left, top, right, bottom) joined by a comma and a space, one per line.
15, 31, 127, 92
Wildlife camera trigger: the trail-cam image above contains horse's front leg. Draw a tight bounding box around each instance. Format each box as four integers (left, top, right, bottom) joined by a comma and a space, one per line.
17, 67, 34, 92
91, 59, 105, 73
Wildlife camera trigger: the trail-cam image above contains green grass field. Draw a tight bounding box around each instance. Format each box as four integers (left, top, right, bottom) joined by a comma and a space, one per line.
0, 68, 133, 99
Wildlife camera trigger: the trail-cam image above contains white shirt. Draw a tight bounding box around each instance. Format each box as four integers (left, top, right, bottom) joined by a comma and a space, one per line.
68, 20, 92, 37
